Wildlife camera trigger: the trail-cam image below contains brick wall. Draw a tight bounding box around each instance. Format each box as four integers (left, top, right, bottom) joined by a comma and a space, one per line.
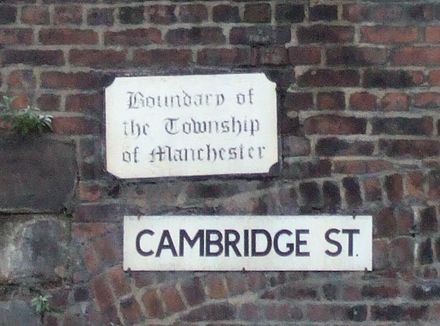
1, 0, 440, 324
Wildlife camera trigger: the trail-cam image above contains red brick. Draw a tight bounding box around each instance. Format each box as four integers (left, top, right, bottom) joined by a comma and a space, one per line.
363, 69, 421, 88
316, 92, 345, 110
133, 49, 192, 67
426, 26, 440, 43
3, 50, 64, 66
265, 303, 302, 321
66, 93, 103, 114
406, 172, 425, 199
298, 69, 359, 87
429, 70, 440, 85
361, 26, 418, 44
370, 5, 403, 22
180, 277, 205, 306
372, 117, 433, 136
334, 160, 393, 175
343, 4, 369, 22
230, 26, 290, 45
39, 28, 98, 45
393, 47, 440, 66
288, 47, 321, 65
428, 171, 440, 199
297, 25, 354, 44
374, 207, 397, 238
390, 237, 415, 270
197, 48, 250, 66
244, 3, 271, 23
91, 274, 116, 313
225, 273, 247, 296
69, 49, 127, 68
166, 27, 225, 45
37, 94, 60, 111
73, 223, 117, 243
105, 28, 161, 46
54, 5, 82, 25
381, 93, 409, 111
0, 29, 33, 45
108, 266, 131, 298
380, 139, 440, 158
213, 4, 240, 23
120, 296, 142, 325
142, 289, 164, 318
284, 92, 313, 111
87, 8, 113, 26
7, 70, 35, 90
413, 92, 440, 108
373, 239, 390, 270
145, 5, 176, 25
327, 47, 388, 65
247, 272, 267, 291
52, 116, 100, 135
259, 46, 288, 65
304, 115, 366, 135
206, 275, 228, 299
239, 303, 261, 321
161, 286, 185, 313
362, 284, 400, 299
349, 92, 377, 111
363, 177, 382, 202
178, 4, 208, 23
83, 246, 100, 274
41, 72, 107, 90
385, 174, 404, 203
21, 6, 50, 25
306, 304, 352, 322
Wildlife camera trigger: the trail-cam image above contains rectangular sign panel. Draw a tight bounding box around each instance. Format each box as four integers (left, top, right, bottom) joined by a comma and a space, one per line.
124, 215, 372, 271
105, 73, 278, 179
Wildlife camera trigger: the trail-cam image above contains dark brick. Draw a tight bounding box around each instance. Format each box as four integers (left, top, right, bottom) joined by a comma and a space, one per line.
3, 50, 64, 66
120, 296, 142, 325
0, 28, 33, 45
279, 285, 317, 300
374, 208, 397, 238
371, 305, 428, 321
297, 25, 354, 44
348, 305, 367, 322
37, 94, 60, 111
39, 28, 98, 45
145, 5, 176, 25
244, 3, 271, 23
66, 93, 102, 114
179, 4, 208, 23
323, 181, 341, 211
412, 284, 440, 300
343, 177, 362, 209
105, 28, 161, 46
298, 69, 359, 87
363, 178, 382, 202
299, 182, 321, 207
283, 92, 313, 111
385, 174, 403, 204
275, 4, 304, 23
419, 238, 433, 265
142, 289, 164, 319
327, 47, 388, 66
393, 47, 440, 66
180, 303, 236, 322
310, 5, 338, 21
317, 92, 345, 110
283, 160, 331, 180
69, 49, 127, 68
372, 117, 433, 136
133, 49, 192, 67
288, 47, 321, 65
390, 237, 414, 269
364, 70, 418, 88
21, 6, 50, 25
87, 8, 114, 26
197, 48, 250, 66
362, 285, 399, 299
428, 170, 440, 199
119, 6, 144, 24
379, 140, 440, 159
349, 92, 377, 111
181, 277, 205, 306
420, 207, 438, 233
316, 138, 374, 156
213, 5, 240, 23
166, 27, 225, 45
0, 6, 17, 24
41, 72, 109, 90
230, 26, 290, 45
54, 5, 82, 25
304, 115, 366, 135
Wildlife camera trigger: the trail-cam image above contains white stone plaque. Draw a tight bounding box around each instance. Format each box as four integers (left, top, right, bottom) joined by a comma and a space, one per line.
105, 73, 278, 178
124, 215, 372, 271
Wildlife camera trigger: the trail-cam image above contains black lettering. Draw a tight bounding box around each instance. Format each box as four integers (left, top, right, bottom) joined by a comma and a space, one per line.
325, 229, 342, 257
296, 229, 310, 256
179, 230, 204, 256
274, 230, 294, 256
342, 229, 360, 257
155, 230, 178, 257
251, 229, 272, 256
136, 229, 154, 256
224, 229, 241, 257
205, 229, 223, 256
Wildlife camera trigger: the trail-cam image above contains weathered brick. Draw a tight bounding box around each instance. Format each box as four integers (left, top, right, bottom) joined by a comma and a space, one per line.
288, 47, 321, 65
264, 303, 303, 321
39, 28, 98, 45
142, 289, 164, 318
343, 4, 369, 22
343, 177, 362, 208
275, 4, 304, 23
145, 5, 176, 25
428, 171, 440, 199
230, 26, 290, 45
213, 5, 240, 23
7, 70, 35, 90
0, 29, 33, 45
299, 181, 321, 207
361, 26, 418, 43
316, 138, 374, 156
197, 48, 250, 66
327, 47, 388, 66
363, 178, 382, 202
3, 50, 64, 66
180, 303, 236, 322
52, 117, 100, 135
179, 4, 207, 23
37, 94, 60, 111
105, 28, 161, 46
41, 72, 109, 90
120, 296, 142, 325
371, 304, 428, 322
180, 277, 205, 306
380, 139, 440, 158
413, 92, 440, 108
108, 267, 131, 298
119, 6, 144, 24
373, 117, 433, 136
385, 174, 404, 204
87, 8, 114, 26
166, 27, 225, 45
21, 6, 50, 25
419, 238, 434, 265
298, 69, 359, 87
370, 5, 403, 22
310, 5, 338, 21
349, 92, 377, 111
390, 237, 414, 269
419, 207, 438, 233
244, 3, 271, 23
393, 47, 440, 66
284, 92, 313, 111
279, 285, 318, 300
91, 275, 117, 320
363, 69, 420, 88
373, 239, 390, 270
412, 284, 440, 300
65, 93, 103, 114
362, 285, 399, 299
133, 49, 192, 67
161, 286, 185, 314
259, 46, 288, 65
283, 136, 310, 156
297, 25, 354, 44
304, 115, 366, 135
429, 70, 440, 86
317, 92, 344, 110
381, 93, 409, 111
206, 275, 228, 299
323, 181, 341, 211
69, 49, 127, 68
54, 5, 82, 25
0, 6, 16, 24
406, 172, 425, 199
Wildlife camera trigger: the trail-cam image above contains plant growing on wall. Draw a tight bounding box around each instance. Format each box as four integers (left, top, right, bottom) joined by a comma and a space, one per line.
0, 96, 52, 136
31, 294, 51, 322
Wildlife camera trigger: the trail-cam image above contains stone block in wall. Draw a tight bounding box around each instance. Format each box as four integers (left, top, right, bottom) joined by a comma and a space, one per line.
0, 300, 39, 326
0, 136, 76, 213
0, 216, 68, 283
